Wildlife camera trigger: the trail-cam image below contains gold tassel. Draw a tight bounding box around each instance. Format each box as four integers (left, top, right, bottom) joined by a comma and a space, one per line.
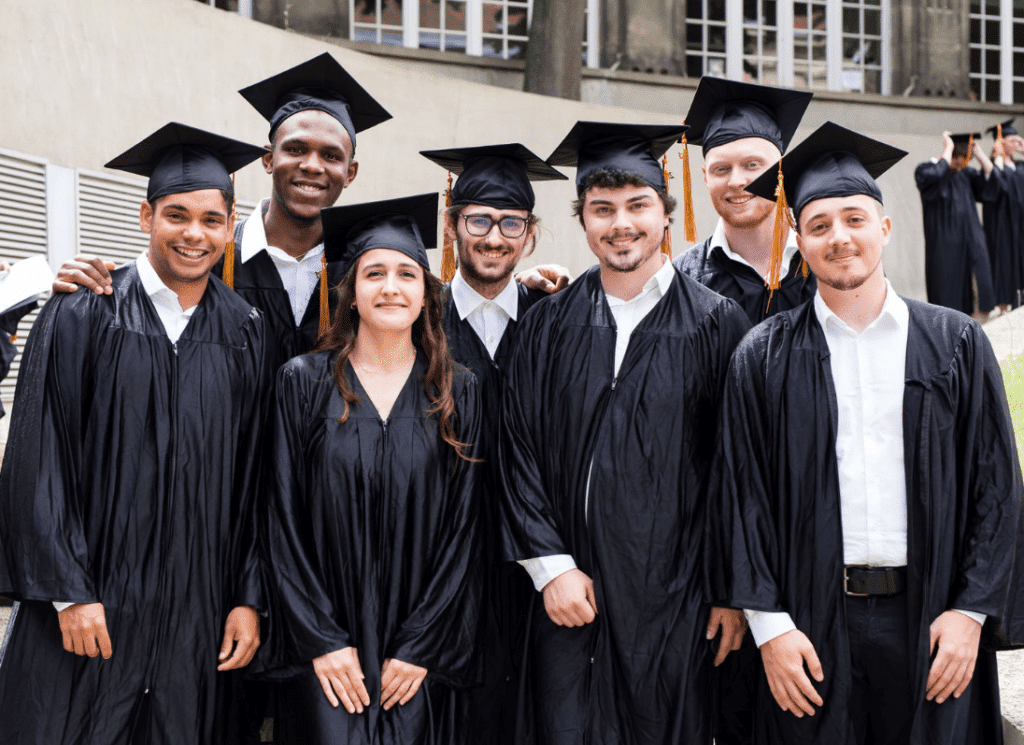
318, 252, 330, 339
766, 162, 793, 311
679, 129, 698, 244
967, 133, 975, 164
441, 172, 457, 283
998, 123, 1005, 160
223, 174, 237, 289
660, 154, 673, 257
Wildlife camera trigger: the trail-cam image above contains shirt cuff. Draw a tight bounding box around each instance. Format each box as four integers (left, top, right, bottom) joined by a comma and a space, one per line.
744, 609, 797, 647
953, 609, 987, 627
517, 555, 577, 591
52, 601, 76, 612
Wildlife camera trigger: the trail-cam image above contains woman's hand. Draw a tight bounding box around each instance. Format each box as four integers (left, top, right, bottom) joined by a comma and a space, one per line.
380, 658, 428, 710
313, 647, 371, 713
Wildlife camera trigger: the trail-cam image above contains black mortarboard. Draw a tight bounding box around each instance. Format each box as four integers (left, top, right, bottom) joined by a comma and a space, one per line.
238, 53, 392, 148
546, 122, 688, 195
988, 119, 1018, 138
321, 193, 438, 277
683, 77, 813, 155
950, 132, 982, 144
104, 122, 267, 204
745, 121, 907, 222
420, 143, 567, 211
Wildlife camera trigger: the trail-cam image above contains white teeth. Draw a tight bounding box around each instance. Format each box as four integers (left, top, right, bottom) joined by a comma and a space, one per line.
175, 247, 205, 259
295, 183, 324, 193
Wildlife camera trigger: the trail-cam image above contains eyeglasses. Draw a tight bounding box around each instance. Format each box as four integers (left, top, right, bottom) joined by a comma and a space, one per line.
461, 213, 529, 239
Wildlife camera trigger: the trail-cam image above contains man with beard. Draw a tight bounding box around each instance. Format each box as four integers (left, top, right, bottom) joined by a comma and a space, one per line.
915, 131, 996, 321
419, 143, 567, 745
0, 123, 269, 744
675, 77, 814, 325
499, 121, 751, 745
716, 121, 1024, 745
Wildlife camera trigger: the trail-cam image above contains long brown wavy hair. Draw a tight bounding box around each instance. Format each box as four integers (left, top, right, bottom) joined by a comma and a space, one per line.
315, 259, 475, 462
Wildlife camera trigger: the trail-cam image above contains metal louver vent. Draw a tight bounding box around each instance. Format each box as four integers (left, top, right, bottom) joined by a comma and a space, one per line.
0, 149, 49, 409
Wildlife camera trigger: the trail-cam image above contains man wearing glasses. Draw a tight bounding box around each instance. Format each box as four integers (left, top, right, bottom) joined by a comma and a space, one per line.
420, 144, 568, 745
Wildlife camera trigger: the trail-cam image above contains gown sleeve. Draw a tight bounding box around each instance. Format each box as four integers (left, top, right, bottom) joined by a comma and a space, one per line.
389, 373, 483, 688
915, 159, 952, 201
263, 363, 352, 666
0, 294, 98, 603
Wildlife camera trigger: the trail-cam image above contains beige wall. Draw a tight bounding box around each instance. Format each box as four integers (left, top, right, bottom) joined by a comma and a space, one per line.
2, 0, 1022, 300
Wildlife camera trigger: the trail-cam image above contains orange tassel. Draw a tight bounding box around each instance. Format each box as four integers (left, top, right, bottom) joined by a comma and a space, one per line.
223, 174, 237, 289
679, 129, 698, 244
318, 252, 330, 339
660, 154, 673, 257
998, 123, 1005, 159
441, 172, 457, 283
967, 133, 975, 164
766, 162, 794, 312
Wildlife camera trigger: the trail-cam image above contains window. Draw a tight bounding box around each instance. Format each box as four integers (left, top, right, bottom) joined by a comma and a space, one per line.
742, 0, 780, 85
351, 0, 405, 46
481, 0, 530, 59
420, 0, 469, 54
840, 0, 883, 93
685, 0, 728, 78
793, 0, 828, 89
969, 0, 1004, 101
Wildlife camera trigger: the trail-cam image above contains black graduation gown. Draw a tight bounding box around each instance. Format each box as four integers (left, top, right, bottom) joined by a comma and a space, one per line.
500, 265, 751, 745
442, 283, 546, 745
214, 215, 344, 374
0, 265, 267, 745
674, 237, 816, 324
915, 161, 996, 313
980, 166, 1023, 307
714, 298, 1024, 745
0, 297, 38, 419
262, 352, 482, 745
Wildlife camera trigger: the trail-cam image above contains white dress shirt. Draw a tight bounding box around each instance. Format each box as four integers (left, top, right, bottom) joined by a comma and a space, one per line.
240, 199, 324, 325
53, 251, 197, 612
710, 218, 800, 281
745, 282, 985, 646
519, 255, 676, 591
450, 269, 519, 360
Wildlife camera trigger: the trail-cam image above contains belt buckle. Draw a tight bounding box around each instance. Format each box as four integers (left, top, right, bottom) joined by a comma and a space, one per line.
844, 565, 869, 597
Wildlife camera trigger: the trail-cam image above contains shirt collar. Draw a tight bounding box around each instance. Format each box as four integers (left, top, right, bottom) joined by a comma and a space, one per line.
238, 199, 326, 265
605, 252, 675, 307
451, 269, 520, 321
710, 217, 800, 277
136, 251, 179, 302
813, 278, 908, 336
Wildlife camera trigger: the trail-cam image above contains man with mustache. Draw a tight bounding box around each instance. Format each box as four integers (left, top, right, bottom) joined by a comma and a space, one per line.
675, 78, 814, 325
0, 124, 269, 744
715, 122, 1024, 745
500, 121, 751, 744
420, 143, 568, 745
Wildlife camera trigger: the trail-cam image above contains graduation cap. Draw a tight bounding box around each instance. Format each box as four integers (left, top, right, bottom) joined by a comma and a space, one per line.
987, 118, 1018, 138
546, 121, 687, 196
420, 143, 567, 281
105, 122, 267, 204
321, 193, 438, 280
745, 121, 906, 291
238, 53, 392, 149
682, 77, 813, 155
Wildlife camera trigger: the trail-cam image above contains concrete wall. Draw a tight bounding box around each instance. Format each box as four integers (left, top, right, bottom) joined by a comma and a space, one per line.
2, 0, 1023, 301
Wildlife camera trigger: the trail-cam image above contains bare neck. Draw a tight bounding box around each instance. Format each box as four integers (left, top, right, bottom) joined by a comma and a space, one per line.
351, 327, 417, 371
263, 198, 324, 260
817, 270, 888, 333
600, 251, 665, 301
721, 217, 784, 278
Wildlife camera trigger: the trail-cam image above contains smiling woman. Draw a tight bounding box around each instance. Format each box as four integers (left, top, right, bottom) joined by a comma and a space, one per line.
260, 194, 483, 745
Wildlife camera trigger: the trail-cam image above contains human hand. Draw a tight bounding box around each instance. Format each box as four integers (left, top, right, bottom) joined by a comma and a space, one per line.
52, 255, 115, 295
760, 629, 824, 717
926, 610, 982, 704
542, 568, 598, 627
217, 606, 261, 671
380, 658, 428, 710
516, 264, 571, 294
313, 647, 371, 713
58, 602, 112, 659
706, 606, 747, 666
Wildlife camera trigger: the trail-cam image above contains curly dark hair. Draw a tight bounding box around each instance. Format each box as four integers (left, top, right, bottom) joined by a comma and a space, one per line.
315, 261, 473, 461
570, 169, 677, 225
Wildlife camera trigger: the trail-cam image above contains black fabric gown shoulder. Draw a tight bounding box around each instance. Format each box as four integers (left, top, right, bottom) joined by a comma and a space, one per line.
214, 216, 345, 373
0, 265, 267, 745
262, 351, 482, 745
915, 161, 996, 313
714, 299, 1024, 745
442, 282, 546, 745
500, 265, 751, 745
674, 237, 816, 324
0, 296, 38, 419
980, 167, 1023, 307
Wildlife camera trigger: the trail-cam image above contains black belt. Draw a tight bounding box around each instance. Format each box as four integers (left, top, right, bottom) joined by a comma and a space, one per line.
844, 566, 907, 597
